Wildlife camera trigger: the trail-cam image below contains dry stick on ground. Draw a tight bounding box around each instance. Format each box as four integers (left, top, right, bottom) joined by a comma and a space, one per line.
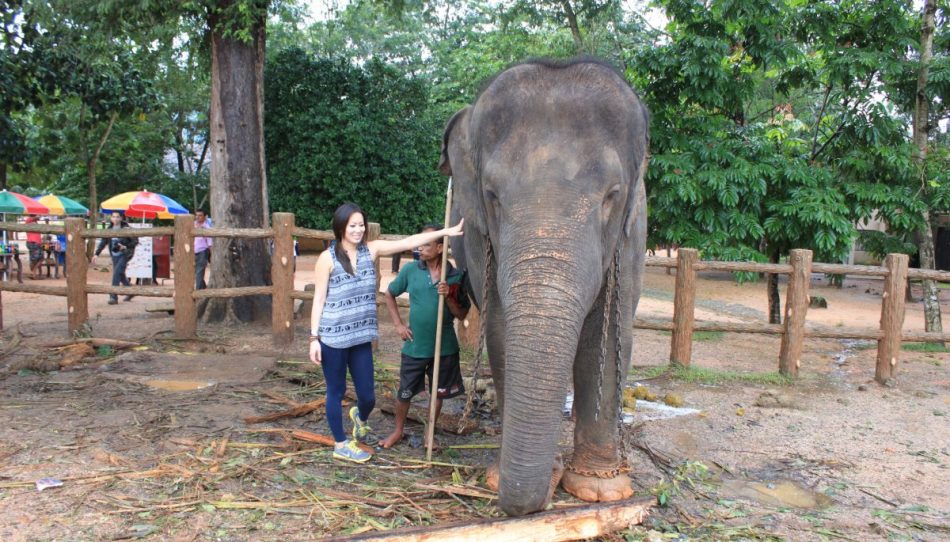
324, 497, 653, 542
41, 337, 140, 349
243, 398, 327, 424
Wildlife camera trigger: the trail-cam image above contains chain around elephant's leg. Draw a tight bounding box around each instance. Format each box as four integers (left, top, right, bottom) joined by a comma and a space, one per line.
565, 249, 634, 503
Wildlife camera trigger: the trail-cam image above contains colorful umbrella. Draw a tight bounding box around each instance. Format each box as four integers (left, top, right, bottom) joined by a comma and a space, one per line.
35, 194, 89, 216
0, 190, 50, 214
100, 190, 189, 219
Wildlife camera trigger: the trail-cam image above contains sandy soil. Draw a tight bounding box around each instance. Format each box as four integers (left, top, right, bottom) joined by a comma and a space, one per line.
0, 254, 947, 541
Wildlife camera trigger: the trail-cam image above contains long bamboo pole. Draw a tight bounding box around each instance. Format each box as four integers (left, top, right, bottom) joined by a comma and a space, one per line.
426, 178, 453, 461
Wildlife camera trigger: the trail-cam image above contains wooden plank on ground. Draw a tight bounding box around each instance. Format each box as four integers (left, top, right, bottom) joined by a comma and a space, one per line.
325, 497, 652, 542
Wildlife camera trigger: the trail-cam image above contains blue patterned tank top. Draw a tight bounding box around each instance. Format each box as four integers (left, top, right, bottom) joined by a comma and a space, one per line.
319, 241, 378, 348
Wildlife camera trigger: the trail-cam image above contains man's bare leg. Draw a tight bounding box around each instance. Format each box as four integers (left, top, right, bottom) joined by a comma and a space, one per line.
379, 400, 411, 448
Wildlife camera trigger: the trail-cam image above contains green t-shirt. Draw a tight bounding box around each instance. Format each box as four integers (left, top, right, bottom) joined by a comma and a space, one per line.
388, 261, 470, 358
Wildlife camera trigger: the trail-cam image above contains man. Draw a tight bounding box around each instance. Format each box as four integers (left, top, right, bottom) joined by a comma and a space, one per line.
24, 216, 43, 280
93, 211, 137, 304
194, 209, 212, 290
380, 224, 470, 449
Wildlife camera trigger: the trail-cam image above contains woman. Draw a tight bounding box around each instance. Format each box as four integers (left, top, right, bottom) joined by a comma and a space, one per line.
310, 203, 463, 463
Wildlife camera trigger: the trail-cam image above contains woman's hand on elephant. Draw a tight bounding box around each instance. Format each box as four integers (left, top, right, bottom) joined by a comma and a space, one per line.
309, 340, 322, 365
396, 323, 413, 341
444, 219, 464, 237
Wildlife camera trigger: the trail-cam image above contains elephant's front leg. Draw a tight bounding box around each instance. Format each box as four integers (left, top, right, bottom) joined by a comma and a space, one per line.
562, 291, 634, 502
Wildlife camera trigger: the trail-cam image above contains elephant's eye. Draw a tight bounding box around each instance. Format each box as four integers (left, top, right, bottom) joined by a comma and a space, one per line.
484, 189, 500, 214
602, 186, 621, 220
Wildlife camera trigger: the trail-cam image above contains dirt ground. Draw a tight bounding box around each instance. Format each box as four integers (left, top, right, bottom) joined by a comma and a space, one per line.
0, 254, 948, 541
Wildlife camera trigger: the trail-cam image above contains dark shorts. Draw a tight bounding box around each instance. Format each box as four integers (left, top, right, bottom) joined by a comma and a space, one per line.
27, 242, 43, 263
397, 352, 465, 402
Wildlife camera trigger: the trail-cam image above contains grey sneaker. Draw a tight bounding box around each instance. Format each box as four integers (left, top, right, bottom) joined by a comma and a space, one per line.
332, 440, 371, 463
349, 406, 372, 443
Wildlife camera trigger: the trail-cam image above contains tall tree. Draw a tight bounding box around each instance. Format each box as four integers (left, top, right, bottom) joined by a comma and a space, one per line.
913, 0, 943, 336
201, 0, 272, 323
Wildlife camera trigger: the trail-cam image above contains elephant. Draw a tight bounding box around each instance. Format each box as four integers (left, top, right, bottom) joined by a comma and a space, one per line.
438, 58, 650, 516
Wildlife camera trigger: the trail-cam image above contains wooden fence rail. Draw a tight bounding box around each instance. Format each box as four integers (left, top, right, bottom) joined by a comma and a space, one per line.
2, 215, 949, 383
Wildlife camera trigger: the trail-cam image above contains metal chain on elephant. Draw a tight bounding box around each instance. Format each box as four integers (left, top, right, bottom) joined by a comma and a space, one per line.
594, 247, 618, 422
457, 240, 494, 434
613, 245, 625, 432
565, 454, 632, 479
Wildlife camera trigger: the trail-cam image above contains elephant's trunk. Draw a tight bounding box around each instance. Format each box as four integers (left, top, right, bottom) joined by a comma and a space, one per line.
497, 264, 589, 515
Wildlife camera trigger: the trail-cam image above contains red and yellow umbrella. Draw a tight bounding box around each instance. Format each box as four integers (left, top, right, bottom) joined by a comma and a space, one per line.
100, 190, 189, 219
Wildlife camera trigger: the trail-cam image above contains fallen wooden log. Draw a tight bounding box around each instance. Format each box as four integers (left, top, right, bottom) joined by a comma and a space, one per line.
377, 390, 479, 435
42, 337, 141, 349
325, 496, 652, 542
291, 429, 375, 455
243, 398, 326, 424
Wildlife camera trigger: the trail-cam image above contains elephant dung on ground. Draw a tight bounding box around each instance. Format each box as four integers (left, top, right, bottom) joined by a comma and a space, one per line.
439, 58, 650, 516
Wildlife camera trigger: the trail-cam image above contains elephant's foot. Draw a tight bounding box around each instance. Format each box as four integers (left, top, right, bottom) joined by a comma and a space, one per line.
561, 469, 633, 502
485, 457, 565, 503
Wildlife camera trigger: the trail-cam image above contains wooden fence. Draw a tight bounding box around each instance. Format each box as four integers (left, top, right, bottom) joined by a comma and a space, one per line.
636, 248, 950, 383
2, 217, 948, 384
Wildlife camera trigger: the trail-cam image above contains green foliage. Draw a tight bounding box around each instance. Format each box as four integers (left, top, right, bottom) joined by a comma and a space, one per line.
857, 230, 917, 261
638, 364, 795, 386
264, 48, 446, 233
902, 342, 950, 353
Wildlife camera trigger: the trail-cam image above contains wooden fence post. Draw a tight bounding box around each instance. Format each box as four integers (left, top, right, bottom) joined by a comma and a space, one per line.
65, 217, 89, 335
670, 248, 698, 367
876, 253, 909, 383
272, 212, 295, 345
174, 215, 197, 339
779, 249, 813, 377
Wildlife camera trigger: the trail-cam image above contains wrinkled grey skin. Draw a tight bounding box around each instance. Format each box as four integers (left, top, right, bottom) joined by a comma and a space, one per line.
439, 59, 649, 516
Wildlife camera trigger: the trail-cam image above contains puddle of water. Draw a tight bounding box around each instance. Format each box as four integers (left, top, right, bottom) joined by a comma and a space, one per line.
623, 400, 700, 423
563, 393, 700, 423
144, 379, 215, 392
721, 478, 833, 509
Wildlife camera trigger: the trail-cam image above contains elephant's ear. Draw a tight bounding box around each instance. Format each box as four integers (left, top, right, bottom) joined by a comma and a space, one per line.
439, 106, 485, 235
624, 103, 650, 237
439, 106, 471, 176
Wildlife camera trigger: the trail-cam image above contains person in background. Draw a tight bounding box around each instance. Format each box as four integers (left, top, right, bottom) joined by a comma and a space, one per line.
93, 211, 137, 304
194, 209, 212, 290
380, 224, 470, 449
308, 202, 464, 464
55, 231, 67, 278
25, 216, 43, 280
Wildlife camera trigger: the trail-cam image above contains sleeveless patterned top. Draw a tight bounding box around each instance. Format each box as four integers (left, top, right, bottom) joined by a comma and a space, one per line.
318, 241, 378, 348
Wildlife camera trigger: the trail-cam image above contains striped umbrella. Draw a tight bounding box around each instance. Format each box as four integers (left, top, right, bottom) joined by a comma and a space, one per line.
100, 190, 189, 219
35, 194, 89, 216
0, 190, 50, 214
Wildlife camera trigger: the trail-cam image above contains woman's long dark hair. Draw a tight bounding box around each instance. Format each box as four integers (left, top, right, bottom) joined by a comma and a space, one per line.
331, 202, 366, 275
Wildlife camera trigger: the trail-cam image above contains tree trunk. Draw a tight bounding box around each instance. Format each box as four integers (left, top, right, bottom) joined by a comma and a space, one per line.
201, 1, 272, 324
767, 250, 781, 325
913, 0, 943, 338
560, 0, 584, 53
0, 162, 6, 190
85, 111, 118, 258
